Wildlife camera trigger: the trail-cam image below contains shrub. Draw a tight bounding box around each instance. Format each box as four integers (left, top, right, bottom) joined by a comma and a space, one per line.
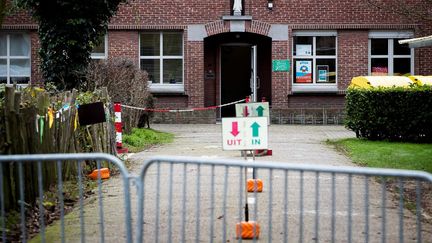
345, 85, 432, 142
84, 58, 153, 133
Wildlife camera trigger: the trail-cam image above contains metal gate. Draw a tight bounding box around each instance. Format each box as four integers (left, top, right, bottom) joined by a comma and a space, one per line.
1, 153, 432, 242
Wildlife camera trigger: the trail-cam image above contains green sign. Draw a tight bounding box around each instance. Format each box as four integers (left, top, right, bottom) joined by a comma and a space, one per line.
272, 60, 290, 72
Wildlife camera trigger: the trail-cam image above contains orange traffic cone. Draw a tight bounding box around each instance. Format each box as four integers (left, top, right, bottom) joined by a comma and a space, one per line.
88, 168, 110, 180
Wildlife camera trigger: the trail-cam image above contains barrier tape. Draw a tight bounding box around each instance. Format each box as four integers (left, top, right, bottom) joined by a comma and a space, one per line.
120, 99, 246, 113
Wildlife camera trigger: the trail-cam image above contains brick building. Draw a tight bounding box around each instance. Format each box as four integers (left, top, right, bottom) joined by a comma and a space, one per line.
1, 0, 432, 121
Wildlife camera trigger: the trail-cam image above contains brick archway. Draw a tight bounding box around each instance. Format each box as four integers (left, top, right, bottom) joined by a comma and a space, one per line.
204, 20, 271, 37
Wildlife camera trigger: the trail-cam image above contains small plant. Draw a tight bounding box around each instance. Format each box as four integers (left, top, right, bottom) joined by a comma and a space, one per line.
123, 128, 173, 153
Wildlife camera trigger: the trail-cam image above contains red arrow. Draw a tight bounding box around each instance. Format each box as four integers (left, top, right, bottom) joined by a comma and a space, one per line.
231, 121, 240, 136
243, 106, 249, 117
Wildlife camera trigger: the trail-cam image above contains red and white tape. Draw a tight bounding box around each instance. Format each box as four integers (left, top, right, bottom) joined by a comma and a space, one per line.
120, 98, 246, 112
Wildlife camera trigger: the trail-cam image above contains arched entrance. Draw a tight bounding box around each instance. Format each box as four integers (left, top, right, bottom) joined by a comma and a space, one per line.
204, 32, 272, 118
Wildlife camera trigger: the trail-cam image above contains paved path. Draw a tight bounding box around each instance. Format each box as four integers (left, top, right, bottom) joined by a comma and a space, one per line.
49, 125, 430, 243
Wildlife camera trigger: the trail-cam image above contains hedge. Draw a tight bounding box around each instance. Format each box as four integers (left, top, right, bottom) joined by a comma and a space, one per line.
345, 85, 432, 142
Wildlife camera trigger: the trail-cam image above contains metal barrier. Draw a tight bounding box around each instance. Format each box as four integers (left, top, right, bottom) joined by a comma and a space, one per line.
1, 154, 432, 242
0, 153, 132, 243
137, 156, 432, 243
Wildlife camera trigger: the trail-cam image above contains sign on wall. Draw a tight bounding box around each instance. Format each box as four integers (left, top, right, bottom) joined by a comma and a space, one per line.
317, 65, 329, 83
222, 117, 268, 150
272, 60, 290, 72
295, 60, 312, 83
296, 45, 312, 56
235, 102, 269, 118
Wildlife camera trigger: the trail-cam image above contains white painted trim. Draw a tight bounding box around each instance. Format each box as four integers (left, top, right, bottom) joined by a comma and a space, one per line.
399, 35, 432, 48
187, 25, 207, 41
0, 32, 31, 85
291, 84, 338, 93
292, 34, 337, 87
368, 30, 413, 39
368, 37, 414, 75
230, 21, 245, 32
269, 24, 288, 41
139, 31, 184, 87
149, 84, 184, 93
91, 34, 108, 59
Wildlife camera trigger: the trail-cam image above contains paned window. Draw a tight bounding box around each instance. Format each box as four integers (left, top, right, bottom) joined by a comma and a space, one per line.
0, 33, 31, 85
91, 35, 107, 59
369, 33, 413, 76
140, 32, 183, 86
292, 32, 337, 85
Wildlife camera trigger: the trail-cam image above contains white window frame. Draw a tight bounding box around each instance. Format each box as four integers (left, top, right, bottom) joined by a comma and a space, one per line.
139, 31, 184, 93
368, 31, 414, 75
91, 34, 108, 59
292, 30, 338, 93
0, 33, 31, 86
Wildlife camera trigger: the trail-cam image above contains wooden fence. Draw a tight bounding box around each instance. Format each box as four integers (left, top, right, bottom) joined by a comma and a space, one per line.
0, 85, 116, 211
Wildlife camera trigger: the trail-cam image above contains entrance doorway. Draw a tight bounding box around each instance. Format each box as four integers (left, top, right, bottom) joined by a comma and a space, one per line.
220, 45, 251, 117
203, 32, 272, 118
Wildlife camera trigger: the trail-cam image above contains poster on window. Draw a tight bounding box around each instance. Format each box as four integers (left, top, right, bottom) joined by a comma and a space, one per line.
296, 45, 312, 56
371, 66, 388, 76
317, 65, 329, 83
295, 60, 312, 83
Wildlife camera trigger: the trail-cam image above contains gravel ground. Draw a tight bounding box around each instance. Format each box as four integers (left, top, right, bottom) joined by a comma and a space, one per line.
41, 124, 431, 243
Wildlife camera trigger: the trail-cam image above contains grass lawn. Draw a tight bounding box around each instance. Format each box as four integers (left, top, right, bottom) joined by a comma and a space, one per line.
123, 128, 174, 153
327, 138, 432, 173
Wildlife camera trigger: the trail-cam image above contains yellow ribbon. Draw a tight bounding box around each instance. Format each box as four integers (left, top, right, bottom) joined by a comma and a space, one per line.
48, 107, 54, 128
74, 111, 78, 131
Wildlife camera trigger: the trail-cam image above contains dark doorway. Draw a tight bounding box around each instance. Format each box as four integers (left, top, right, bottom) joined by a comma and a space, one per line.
221, 45, 251, 117
204, 32, 272, 119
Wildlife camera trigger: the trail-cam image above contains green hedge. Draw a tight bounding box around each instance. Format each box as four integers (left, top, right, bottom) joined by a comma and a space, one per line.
345, 85, 432, 142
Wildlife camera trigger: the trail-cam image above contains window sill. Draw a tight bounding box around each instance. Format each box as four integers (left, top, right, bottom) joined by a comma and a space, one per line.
149, 84, 185, 94
291, 84, 338, 93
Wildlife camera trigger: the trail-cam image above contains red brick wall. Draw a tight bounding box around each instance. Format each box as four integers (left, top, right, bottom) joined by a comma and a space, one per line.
418, 46, 432, 75
271, 41, 289, 108
288, 95, 346, 109
108, 31, 139, 65
3, 0, 425, 28
110, 0, 418, 26
153, 95, 188, 108
416, 25, 432, 75
203, 42, 217, 107
337, 30, 369, 89
186, 42, 204, 107
30, 31, 42, 84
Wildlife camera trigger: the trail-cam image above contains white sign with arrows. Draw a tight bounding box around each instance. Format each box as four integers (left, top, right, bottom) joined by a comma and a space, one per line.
235, 102, 269, 118
221, 117, 268, 150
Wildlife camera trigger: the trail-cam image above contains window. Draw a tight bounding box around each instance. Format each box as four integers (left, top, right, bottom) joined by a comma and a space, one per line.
140, 32, 184, 92
292, 31, 337, 90
0, 33, 31, 85
369, 31, 414, 76
91, 35, 107, 59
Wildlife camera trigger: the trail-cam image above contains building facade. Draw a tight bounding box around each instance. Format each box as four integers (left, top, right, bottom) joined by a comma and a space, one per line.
1, 0, 432, 121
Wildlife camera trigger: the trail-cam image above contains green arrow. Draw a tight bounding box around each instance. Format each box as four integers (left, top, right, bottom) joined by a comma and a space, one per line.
256, 106, 264, 117
251, 122, 261, 137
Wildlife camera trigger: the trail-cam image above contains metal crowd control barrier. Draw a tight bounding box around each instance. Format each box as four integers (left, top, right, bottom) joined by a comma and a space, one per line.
1, 154, 432, 242
0, 153, 132, 243
137, 156, 432, 243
